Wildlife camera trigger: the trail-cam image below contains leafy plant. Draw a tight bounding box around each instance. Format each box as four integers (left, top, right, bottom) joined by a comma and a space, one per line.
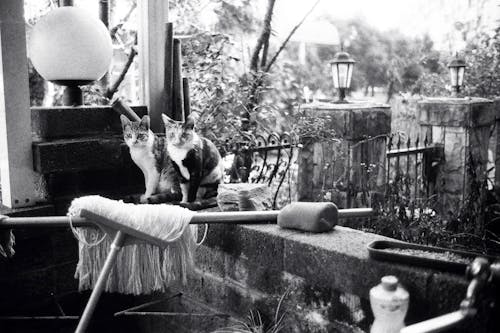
212, 290, 290, 333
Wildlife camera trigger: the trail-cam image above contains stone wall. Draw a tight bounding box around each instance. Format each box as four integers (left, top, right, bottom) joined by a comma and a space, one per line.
145, 224, 499, 333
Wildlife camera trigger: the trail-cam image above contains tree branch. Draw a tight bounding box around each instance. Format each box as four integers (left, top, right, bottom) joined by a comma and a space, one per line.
264, 0, 321, 72
249, 0, 276, 71
110, 2, 137, 40
260, 37, 270, 68
105, 34, 138, 100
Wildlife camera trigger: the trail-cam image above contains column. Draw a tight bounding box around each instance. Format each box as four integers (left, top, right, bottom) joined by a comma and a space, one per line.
138, 0, 168, 133
0, 0, 44, 208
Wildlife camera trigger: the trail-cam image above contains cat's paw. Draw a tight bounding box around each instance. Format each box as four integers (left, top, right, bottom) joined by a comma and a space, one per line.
139, 194, 150, 204
179, 202, 191, 208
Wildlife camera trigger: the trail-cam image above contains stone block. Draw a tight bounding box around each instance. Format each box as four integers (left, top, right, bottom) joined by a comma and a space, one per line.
31, 105, 148, 140
217, 183, 272, 212
418, 97, 494, 128
302, 102, 391, 140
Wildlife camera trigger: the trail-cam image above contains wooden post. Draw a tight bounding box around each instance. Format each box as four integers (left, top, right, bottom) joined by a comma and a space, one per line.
138, 0, 168, 133
164, 23, 174, 120
183, 77, 190, 118
98, 0, 110, 92
0, 0, 44, 208
172, 38, 184, 121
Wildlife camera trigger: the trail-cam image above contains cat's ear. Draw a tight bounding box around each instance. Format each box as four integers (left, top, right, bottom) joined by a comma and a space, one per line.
183, 115, 195, 130
120, 115, 131, 128
139, 115, 150, 129
162, 114, 175, 126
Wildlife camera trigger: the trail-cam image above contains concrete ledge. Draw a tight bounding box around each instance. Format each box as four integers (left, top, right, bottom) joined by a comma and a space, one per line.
31, 105, 148, 140
181, 223, 496, 332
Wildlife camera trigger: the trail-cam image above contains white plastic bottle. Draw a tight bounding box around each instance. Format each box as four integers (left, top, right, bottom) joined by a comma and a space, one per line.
370, 275, 409, 333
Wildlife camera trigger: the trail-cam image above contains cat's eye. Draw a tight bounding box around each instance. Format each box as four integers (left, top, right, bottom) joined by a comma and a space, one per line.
138, 134, 147, 140
125, 134, 132, 139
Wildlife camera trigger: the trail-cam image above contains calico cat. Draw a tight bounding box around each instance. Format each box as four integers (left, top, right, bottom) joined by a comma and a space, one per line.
120, 115, 180, 203
162, 114, 224, 203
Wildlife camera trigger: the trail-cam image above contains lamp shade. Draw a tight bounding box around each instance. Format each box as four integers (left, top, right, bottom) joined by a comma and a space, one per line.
330, 51, 355, 89
29, 7, 112, 84
448, 56, 466, 88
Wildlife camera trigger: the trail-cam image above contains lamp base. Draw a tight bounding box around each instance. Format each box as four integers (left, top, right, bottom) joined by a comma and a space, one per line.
333, 98, 350, 104
334, 88, 349, 104
62, 85, 83, 106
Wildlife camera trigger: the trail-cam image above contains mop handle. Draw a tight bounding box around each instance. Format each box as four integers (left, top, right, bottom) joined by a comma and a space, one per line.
0, 208, 373, 229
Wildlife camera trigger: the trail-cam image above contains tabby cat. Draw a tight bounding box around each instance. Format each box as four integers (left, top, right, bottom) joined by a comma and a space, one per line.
120, 115, 180, 203
162, 114, 224, 203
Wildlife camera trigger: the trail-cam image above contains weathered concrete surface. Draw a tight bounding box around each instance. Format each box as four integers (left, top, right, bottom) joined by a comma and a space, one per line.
142, 224, 497, 333
31, 105, 148, 140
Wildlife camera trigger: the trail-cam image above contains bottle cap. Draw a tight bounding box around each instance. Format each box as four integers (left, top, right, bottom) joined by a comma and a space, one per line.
381, 275, 398, 291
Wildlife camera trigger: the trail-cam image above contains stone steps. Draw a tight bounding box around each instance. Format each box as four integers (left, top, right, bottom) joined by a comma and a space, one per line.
30, 105, 148, 212
33, 135, 132, 173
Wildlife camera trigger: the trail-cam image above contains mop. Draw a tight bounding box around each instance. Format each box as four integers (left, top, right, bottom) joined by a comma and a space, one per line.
68, 195, 198, 296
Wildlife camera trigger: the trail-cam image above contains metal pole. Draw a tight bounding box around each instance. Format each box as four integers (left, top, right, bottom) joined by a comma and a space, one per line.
0, 208, 374, 229
75, 231, 126, 333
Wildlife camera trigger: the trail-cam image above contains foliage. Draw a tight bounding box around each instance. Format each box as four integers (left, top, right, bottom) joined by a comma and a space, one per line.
410, 72, 449, 96
412, 12, 500, 98
463, 28, 500, 98
213, 290, 289, 333
28, 60, 45, 106
358, 162, 500, 256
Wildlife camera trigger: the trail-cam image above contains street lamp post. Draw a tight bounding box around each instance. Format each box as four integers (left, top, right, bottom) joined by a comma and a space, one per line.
448, 53, 466, 96
330, 51, 355, 103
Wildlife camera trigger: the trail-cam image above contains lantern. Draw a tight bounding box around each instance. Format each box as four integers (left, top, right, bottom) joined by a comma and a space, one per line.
330, 51, 355, 103
29, 7, 113, 106
447, 53, 466, 95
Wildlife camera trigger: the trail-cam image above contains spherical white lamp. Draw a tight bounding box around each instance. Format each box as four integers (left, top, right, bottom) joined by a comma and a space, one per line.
29, 7, 113, 106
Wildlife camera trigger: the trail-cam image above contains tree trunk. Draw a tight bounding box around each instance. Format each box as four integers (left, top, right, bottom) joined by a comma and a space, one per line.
386, 80, 395, 103
249, 0, 276, 72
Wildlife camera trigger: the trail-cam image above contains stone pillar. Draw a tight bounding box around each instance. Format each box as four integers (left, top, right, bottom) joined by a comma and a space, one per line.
0, 0, 45, 208
297, 102, 391, 208
417, 97, 495, 209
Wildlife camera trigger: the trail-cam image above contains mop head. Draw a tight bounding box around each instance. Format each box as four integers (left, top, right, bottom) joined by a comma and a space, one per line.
68, 195, 196, 295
